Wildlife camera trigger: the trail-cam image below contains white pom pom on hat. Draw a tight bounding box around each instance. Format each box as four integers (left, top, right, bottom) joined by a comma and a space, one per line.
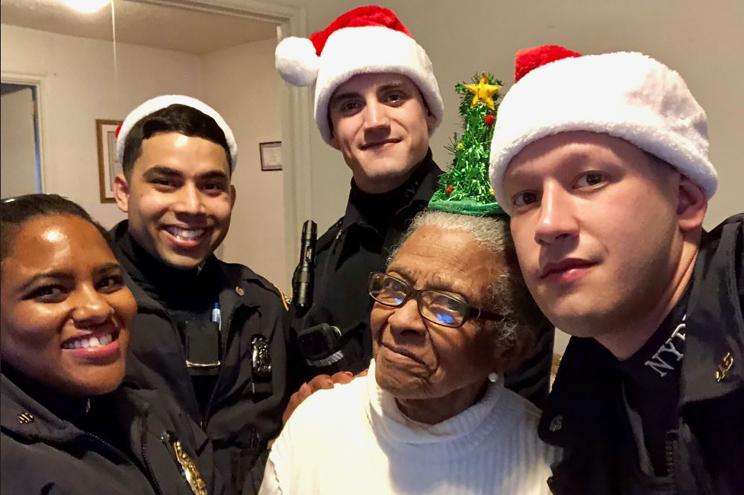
116, 94, 238, 170
275, 36, 319, 87
274, 5, 444, 145
488, 45, 717, 212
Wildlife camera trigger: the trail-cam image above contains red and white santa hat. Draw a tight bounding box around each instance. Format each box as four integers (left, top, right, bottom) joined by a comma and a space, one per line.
116, 94, 238, 170
274, 5, 444, 145
489, 45, 717, 211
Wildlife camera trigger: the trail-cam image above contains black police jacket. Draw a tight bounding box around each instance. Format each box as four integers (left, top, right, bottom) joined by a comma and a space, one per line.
288, 150, 554, 407
539, 214, 744, 495
1, 370, 222, 495
111, 222, 289, 495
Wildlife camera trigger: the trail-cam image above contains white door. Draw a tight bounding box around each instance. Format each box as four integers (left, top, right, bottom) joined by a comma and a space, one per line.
1, 87, 38, 198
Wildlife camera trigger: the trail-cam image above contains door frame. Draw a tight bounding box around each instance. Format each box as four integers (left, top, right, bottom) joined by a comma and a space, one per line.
0, 73, 48, 193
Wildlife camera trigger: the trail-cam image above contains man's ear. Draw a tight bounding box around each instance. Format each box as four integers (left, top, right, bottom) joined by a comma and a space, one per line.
229, 184, 237, 208
113, 174, 131, 213
425, 109, 437, 133
329, 126, 341, 150
330, 135, 341, 150
677, 175, 707, 233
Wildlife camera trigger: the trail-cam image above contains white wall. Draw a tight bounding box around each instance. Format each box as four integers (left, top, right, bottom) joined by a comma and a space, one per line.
202, 39, 287, 289
279, 0, 743, 232
1, 24, 203, 228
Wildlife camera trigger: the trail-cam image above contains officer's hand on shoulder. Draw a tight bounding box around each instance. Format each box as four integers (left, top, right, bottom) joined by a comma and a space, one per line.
281, 371, 354, 423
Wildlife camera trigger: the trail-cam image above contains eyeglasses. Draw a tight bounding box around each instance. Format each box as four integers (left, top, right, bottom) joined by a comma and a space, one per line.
368, 272, 503, 328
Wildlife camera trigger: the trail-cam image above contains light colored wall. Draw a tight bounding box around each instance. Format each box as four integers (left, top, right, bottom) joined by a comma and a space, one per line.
279, 0, 743, 232
1, 24, 203, 228
202, 39, 288, 289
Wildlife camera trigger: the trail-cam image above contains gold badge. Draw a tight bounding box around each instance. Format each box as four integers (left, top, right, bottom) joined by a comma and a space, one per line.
163, 432, 208, 495
715, 351, 734, 382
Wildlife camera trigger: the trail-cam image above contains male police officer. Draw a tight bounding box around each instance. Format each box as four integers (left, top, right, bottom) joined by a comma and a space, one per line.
489, 45, 743, 493
112, 95, 288, 494
275, 6, 553, 409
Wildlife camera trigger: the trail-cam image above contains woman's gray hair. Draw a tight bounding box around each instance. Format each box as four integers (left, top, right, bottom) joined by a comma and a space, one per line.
388, 210, 546, 354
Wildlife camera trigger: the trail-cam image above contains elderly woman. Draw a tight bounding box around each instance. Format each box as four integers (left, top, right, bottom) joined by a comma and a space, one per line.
260, 210, 560, 494
0, 194, 219, 495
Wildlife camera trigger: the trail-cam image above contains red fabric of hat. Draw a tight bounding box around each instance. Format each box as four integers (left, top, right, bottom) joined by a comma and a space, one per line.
514, 45, 582, 82
309, 5, 412, 55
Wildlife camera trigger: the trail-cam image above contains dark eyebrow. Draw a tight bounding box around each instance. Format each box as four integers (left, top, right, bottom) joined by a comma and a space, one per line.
386, 265, 413, 281
18, 271, 73, 292
19, 262, 124, 291
198, 170, 229, 182
142, 166, 182, 179
377, 82, 406, 92
332, 79, 411, 102
95, 262, 125, 277
330, 91, 361, 105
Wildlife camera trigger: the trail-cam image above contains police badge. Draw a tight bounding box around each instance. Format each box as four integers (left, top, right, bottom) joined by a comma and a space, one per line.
161, 431, 208, 495
251, 335, 272, 379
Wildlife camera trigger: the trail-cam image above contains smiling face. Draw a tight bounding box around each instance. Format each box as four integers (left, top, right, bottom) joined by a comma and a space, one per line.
329, 73, 436, 194
0, 215, 135, 397
503, 131, 705, 351
114, 132, 236, 270
370, 224, 511, 422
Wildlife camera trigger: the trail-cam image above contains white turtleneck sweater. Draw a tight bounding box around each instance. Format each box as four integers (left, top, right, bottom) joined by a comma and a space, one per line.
259, 361, 561, 494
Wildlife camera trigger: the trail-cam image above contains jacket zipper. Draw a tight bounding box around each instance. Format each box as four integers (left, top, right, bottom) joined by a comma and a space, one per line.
137, 414, 163, 495
665, 430, 678, 494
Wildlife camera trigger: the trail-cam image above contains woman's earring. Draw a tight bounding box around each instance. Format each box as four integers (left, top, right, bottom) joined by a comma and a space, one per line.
487, 372, 499, 383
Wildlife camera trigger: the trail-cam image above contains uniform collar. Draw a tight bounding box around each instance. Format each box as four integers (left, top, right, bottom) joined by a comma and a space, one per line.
110, 221, 221, 310
341, 149, 441, 233
1, 367, 92, 443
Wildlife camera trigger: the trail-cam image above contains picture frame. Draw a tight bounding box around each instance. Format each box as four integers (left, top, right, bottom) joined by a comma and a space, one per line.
259, 141, 282, 171
96, 119, 123, 203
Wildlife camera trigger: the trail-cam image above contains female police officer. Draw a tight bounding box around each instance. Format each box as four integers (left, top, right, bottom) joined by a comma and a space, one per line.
1, 194, 221, 495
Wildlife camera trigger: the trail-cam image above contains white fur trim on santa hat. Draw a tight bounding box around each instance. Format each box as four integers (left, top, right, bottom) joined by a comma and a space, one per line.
116, 94, 238, 170
489, 51, 717, 212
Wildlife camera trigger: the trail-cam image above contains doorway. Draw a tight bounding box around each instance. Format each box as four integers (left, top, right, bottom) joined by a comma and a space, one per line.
1, 82, 43, 198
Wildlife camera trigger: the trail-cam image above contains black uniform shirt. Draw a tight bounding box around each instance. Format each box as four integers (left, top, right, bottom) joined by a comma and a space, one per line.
114, 227, 222, 414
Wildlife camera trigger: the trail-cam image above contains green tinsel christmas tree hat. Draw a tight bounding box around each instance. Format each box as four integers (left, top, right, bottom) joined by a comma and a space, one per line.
429, 73, 505, 216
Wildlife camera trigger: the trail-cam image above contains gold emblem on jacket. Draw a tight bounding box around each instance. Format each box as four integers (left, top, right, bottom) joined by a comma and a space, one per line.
171, 438, 208, 495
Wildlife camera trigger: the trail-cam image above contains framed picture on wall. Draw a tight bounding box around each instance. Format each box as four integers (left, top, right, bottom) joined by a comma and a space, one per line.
259, 141, 282, 171
96, 119, 123, 203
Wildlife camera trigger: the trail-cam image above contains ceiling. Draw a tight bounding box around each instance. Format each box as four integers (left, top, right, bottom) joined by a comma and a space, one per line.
0, 0, 278, 55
